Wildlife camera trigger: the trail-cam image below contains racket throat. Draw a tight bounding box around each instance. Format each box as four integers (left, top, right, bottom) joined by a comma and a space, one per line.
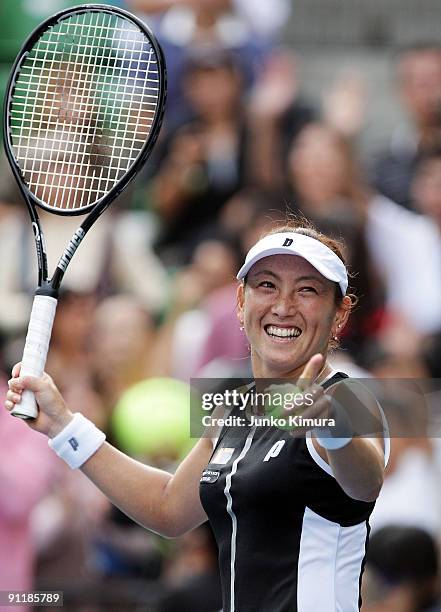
50, 227, 86, 291
36, 281, 59, 299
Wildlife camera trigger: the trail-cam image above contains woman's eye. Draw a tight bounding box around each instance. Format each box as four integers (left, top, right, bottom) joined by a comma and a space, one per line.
259, 281, 275, 289
300, 286, 317, 293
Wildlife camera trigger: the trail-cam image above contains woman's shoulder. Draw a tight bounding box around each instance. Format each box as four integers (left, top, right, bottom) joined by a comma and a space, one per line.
324, 370, 379, 409
324, 372, 387, 442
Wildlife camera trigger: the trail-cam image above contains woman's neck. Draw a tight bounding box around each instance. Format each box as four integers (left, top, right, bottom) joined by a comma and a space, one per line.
253, 360, 332, 391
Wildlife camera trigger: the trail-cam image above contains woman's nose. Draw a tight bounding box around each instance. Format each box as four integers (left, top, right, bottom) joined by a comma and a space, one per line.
270, 293, 297, 317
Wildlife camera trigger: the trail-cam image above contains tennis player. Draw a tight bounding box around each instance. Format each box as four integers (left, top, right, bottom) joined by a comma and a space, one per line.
6, 223, 388, 612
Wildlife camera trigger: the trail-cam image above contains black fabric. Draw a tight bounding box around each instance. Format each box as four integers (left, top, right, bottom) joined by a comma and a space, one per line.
199, 373, 376, 612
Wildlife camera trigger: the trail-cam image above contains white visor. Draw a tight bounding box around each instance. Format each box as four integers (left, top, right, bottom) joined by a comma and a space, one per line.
236, 232, 348, 295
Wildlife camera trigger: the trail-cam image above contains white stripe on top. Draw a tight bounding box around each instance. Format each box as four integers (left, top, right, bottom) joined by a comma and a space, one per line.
223, 426, 256, 612
297, 506, 367, 611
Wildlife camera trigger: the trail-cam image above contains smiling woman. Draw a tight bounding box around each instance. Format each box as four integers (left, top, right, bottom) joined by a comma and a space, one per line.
200, 221, 387, 611
236, 226, 355, 380
5, 220, 387, 612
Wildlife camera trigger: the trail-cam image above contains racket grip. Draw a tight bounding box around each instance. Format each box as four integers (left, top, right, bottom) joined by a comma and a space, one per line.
11, 295, 58, 419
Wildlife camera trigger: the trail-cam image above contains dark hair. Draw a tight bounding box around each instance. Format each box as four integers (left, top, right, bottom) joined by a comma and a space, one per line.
183, 47, 242, 78
367, 525, 439, 608
397, 42, 441, 59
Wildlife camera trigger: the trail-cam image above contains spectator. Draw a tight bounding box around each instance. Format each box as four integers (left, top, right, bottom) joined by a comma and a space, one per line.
0, 200, 33, 337
45, 290, 97, 387
362, 526, 441, 612
367, 381, 441, 538
126, 0, 290, 121
246, 49, 316, 192
288, 122, 368, 219
154, 231, 244, 380
158, 523, 222, 612
284, 121, 441, 341
127, 0, 290, 43
32, 460, 111, 596
372, 44, 441, 209
366, 189, 441, 334
411, 147, 441, 228
151, 49, 248, 264
0, 155, 169, 340
286, 123, 385, 358
29, 292, 112, 596
44, 290, 108, 434
91, 294, 158, 415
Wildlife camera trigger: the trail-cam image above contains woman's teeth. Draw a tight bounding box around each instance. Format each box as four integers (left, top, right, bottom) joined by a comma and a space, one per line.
266, 325, 301, 339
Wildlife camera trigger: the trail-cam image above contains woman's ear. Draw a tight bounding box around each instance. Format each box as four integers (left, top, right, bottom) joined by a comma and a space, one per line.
334, 295, 352, 332
237, 282, 245, 326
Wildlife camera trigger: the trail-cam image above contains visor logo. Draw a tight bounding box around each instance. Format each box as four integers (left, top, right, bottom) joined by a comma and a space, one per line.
283, 238, 293, 247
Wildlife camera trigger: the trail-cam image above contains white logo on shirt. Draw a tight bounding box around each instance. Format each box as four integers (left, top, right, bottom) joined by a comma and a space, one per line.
263, 440, 286, 462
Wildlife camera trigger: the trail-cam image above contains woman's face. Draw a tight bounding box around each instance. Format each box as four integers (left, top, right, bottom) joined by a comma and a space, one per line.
237, 254, 348, 379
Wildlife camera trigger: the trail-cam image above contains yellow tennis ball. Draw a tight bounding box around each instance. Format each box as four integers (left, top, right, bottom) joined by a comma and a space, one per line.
111, 378, 194, 460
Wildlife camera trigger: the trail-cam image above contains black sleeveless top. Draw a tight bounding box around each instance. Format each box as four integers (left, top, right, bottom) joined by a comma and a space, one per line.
199, 373, 375, 612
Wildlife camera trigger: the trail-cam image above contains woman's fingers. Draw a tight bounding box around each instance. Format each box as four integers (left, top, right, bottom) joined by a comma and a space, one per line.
299, 392, 330, 420
8, 375, 43, 393
11, 362, 22, 378
6, 389, 22, 402
5, 386, 23, 411
287, 393, 331, 437
297, 353, 324, 391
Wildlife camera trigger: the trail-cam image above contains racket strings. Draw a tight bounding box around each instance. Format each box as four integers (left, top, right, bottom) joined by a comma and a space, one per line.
9, 10, 160, 212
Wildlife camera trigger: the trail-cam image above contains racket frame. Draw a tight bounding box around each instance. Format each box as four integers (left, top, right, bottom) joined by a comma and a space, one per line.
3, 3, 166, 293
3, 4, 167, 418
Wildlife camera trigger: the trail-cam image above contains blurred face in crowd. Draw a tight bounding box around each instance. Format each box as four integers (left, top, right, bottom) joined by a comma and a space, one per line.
92, 296, 154, 373
175, 239, 239, 307
192, 239, 238, 290
194, 0, 231, 23
184, 62, 242, 121
237, 254, 349, 379
411, 155, 441, 227
52, 291, 97, 352
398, 48, 441, 128
288, 124, 351, 213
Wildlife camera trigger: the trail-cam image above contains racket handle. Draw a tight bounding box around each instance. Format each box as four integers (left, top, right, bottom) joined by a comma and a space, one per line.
12, 295, 58, 420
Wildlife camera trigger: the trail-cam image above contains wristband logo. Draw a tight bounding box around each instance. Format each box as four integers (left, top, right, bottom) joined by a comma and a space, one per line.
68, 436, 79, 451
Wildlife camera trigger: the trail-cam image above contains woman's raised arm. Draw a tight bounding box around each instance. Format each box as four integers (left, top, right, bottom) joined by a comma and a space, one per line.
6, 370, 212, 537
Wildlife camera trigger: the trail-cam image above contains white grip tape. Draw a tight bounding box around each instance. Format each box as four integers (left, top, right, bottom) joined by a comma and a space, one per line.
11, 295, 58, 419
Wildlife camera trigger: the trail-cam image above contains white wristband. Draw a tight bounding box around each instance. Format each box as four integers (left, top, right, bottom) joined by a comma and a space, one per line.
313, 397, 353, 450
314, 431, 352, 450
48, 413, 106, 469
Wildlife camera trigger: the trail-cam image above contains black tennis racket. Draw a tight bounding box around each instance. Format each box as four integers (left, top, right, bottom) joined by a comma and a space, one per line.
3, 4, 166, 418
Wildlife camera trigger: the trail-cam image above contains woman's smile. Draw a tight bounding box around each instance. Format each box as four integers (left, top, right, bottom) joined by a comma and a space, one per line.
264, 324, 302, 341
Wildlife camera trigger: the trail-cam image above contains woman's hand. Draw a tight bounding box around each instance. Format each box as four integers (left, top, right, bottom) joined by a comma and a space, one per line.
5, 363, 73, 438
267, 354, 385, 501
263, 354, 331, 434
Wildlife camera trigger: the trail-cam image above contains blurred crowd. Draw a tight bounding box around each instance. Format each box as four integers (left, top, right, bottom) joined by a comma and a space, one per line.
2, 1, 441, 611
